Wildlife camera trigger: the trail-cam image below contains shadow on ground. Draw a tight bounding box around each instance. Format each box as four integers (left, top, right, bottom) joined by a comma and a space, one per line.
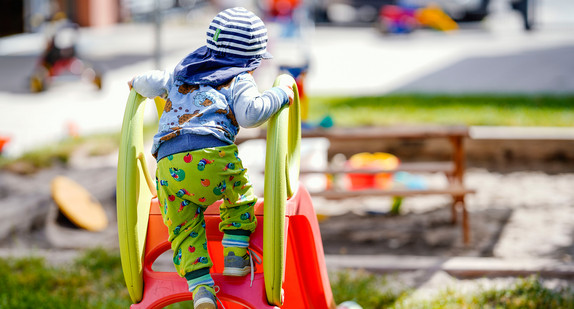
319, 207, 513, 257
391, 45, 574, 94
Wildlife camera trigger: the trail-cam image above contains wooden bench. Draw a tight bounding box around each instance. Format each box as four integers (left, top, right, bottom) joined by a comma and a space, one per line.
302, 125, 475, 244
237, 125, 475, 244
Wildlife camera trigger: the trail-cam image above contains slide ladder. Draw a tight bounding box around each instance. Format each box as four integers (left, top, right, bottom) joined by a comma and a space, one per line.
117, 75, 335, 308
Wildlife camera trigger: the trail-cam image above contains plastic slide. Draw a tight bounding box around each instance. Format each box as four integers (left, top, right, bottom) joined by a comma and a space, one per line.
117, 75, 335, 308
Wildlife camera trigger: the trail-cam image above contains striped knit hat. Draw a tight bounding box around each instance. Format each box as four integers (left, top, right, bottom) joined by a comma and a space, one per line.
206, 7, 272, 59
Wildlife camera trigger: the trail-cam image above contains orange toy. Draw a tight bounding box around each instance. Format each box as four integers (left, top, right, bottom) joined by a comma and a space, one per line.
416, 5, 459, 32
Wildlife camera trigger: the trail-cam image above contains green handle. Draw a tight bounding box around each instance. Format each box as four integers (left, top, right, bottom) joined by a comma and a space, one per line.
263, 74, 301, 306
117, 90, 153, 303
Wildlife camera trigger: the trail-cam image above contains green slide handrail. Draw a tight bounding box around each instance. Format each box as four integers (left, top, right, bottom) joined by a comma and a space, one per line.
263, 74, 301, 306
117, 74, 300, 306
117, 90, 154, 303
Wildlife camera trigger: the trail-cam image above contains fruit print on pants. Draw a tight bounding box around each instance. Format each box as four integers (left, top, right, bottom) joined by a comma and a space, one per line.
155, 144, 257, 278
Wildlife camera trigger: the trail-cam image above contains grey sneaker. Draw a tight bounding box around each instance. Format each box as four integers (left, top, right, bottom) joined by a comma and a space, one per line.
223, 251, 251, 276
193, 286, 216, 309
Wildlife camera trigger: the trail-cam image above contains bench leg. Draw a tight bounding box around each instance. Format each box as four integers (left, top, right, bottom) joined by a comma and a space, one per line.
462, 198, 470, 245
452, 195, 470, 245
450, 196, 458, 224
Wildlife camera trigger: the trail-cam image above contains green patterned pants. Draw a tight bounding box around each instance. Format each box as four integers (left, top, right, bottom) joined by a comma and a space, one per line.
155, 144, 257, 277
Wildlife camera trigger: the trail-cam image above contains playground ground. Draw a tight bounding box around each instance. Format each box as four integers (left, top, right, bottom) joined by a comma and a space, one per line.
0, 0, 573, 304
0, 153, 572, 302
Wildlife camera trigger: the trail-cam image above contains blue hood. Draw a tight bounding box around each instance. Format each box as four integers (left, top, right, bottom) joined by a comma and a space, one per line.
173, 46, 262, 86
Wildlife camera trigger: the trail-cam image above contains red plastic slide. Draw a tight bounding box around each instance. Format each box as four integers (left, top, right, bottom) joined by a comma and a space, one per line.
132, 184, 336, 309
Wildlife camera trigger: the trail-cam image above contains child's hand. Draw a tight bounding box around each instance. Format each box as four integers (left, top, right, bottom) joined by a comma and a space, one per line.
279, 85, 294, 106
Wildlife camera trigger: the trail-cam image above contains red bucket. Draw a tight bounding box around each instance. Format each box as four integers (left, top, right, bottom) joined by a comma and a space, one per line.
346, 152, 399, 191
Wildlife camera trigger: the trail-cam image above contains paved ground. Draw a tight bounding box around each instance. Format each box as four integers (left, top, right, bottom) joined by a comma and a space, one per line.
0, 0, 573, 157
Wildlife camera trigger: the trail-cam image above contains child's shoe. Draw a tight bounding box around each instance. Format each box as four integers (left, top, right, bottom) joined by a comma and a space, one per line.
193, 285, 216, 309
223, 251, 250, 276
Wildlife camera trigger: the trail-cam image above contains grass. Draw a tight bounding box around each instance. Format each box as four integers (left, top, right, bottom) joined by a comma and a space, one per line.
329, 269, 408, 308
392, 277, 574, 309
473, 278, 574, 308
0, 249, 572, 309
0, 248, 192, 309
330, 269, 574, 309
0, 123, 157, 174
0, 133, 120, 172
308, 95, 574, 127
0, 248, 130, 308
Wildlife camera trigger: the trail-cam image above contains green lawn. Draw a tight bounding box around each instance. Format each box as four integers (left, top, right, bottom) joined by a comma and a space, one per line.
329, 269, 574, 309
308, 95, 574, 127
1, 249, 572, 309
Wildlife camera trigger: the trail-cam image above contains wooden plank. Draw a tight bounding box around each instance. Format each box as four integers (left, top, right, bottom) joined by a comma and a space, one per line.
471, 126, 574, 141
302, 125, 470, 141
236, 125, 470, 144
311, 187, 476, 200
300, 162, 455, 175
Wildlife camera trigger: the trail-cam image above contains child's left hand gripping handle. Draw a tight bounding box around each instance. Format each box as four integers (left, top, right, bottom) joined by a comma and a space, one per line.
279, 84, 295, 106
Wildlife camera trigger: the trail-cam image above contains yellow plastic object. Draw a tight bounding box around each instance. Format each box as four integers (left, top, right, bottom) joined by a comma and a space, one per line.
348, 152, 399, 170
51, 176, 108, 231
416, 5, 458, 31
117, 90, 156, 303
154, 96, 166, 119
264, 74, 301, 306
347, 152, 399, 190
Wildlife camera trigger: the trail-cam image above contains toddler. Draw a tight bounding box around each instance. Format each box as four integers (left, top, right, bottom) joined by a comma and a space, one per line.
130, 7, 293, 309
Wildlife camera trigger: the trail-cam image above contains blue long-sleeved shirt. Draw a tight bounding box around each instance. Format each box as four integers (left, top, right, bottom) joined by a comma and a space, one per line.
132, 70, 289, 160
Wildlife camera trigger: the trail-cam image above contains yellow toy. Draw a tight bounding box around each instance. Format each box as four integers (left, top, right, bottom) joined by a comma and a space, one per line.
416, 5, 459, 32
51, 176, 108, 232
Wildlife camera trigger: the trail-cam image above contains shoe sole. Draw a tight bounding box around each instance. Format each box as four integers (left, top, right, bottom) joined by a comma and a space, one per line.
223, 266, 250, 276
194, 299, 216, 309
